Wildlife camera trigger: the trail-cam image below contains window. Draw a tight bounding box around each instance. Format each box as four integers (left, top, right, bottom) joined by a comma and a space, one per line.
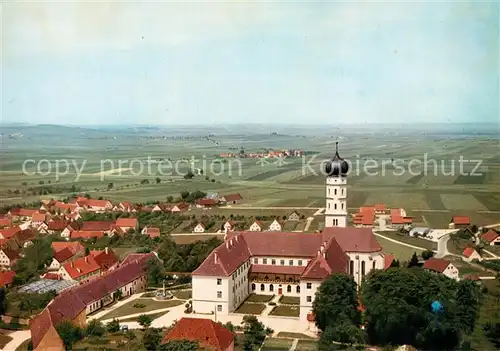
361, 261, 366, 276
254, 258, 258, 264
306, 283, 312, 289
263, 258, 267, 264
341, 203, 344, 209
287, 285, 291, 293
271, 259, 276, 265
372, 261, 376, 270
252, 283, 256, 291
217, 291, 222, 298
296, 286, 300, 293
342, 188, 344, 195
349, 260, 354, 275
334, 203, 337, 210
307, 296, 312, 302
289, 260, 293, 266
280, 260, 285, 265
217, 305, 222, 312
334, 188, 337, 195
298, 260, 303, 266
217, 278, 222, 285
261, 284, 265, 291
328, 203, 330, 209
269, 284, 274, 292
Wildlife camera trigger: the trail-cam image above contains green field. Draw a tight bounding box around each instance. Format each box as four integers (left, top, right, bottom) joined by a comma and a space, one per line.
2, 126, 500, 227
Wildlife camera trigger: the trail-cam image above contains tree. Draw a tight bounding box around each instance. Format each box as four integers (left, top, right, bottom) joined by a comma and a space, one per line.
108, 182, 114, 190
422, 250, 435, 260
408, 252, 419, 268
312, 274, 360, 332
85, 319, 105, 337
0, 288, 6, 315
166, 196, 174, 203
180, 191, 190, 200
138, 314, 153, 329
455, 280, 481, 334
142, 327, 162, 350
106, 319, 120, 333
242, 315, 273, 350
483, 318, 500, 347
55, 321, 84, 350
183, 171, 194, 179
160, 340, 199, 351
318, 322, 365, 350
114, 289, 122, 301
390, 259, 400, 267
156, 177, 161, 184
85, 247, 90, 256
13, 237, 54, 284
147, 258, 165, 287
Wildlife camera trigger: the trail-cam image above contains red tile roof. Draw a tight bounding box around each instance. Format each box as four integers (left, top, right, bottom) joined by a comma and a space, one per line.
32, 212, 46, 222
0, 270, 16, 287
0, 218, 12, 227
301, 239, 349, 280
90, 248, 119, 270
13, 228, 37, 245
452, 216, 471, 225
1, 247, 20, 261
71, 230, 105, 239
172, 203, 189, 211
48, 220, 71, 231
383, 253, 395, 269
85, 199, 112, 208
0, 226, 22, 239
481, 230, 499, 243
323, 227, 382, 253
41, 272, 62, 280
197, 198, 218, 206
161, 317, 234, 350
375, 204, 386, 211
423, 258, 451, 273
115, 218, 138, 228
463, 247, 477, 258
360, 206, 376, 214
53, 247, 76, 263
463, 274, 480, 281
250, 265, 306, 275
221, 193, 243, 202
143, 227, 161, 238
51, 241, 84, 255
81, 221, 114, 231
61, 255, 101, 279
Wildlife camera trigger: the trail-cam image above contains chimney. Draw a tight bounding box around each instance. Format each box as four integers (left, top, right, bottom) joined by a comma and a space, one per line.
214, 253, 218, 264
105, 247, 108, 255
225, 241, 229, 249
85, 257, 88, 263
71, 262, 74, 267
235, 235, 238, 243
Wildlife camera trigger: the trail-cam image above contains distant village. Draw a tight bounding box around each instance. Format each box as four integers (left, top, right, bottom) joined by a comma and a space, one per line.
220, 148, 304, 159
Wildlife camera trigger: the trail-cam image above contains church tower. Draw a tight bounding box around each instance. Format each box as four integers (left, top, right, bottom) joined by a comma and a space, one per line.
324, 142, 349, 228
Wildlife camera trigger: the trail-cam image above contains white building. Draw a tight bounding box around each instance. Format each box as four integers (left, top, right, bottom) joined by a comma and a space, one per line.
268, 219, 282, 231
248, 221, 263, 232
193, 223, 206, 233
324, 142, 348, 228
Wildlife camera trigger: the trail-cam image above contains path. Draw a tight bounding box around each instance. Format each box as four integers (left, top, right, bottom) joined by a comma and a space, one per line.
289, 339, 299, 351
313, 208, 324, 216
87, 293, 143, 321
2, 330, 30, 351
436, 233, 452, 258
484, 223, 500, 228
304, 217, 314, 232
100, 306, 173, 324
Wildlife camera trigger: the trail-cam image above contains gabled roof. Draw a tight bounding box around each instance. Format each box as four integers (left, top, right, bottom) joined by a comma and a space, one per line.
161, 317, 235, 350
383, 253, 395, 269
143, 227, 161, 238
197, 198, 218, 206
90, 248, 119, 270
172, 202, 189, 210
301, 238, 349, 280
423, 258, 452, 273
48, 220, 71, 231
51, 241, 84, 255
221, 193, 243, 202
322, 227, 382, 252
1, 247, 20, 261
0, 270, 16, 287
482, 230, 499, 243
0, 218, 12, 227
81, 221, 114, 231
71, 230, 105, 239
195, 222, 205, 229
53, 247, 76, 263
463, 247, 478, 258
0, 226, 22, 239
14, 228, 37, 244
115, 218, 138, 228
61, 255, 101, 279
32, 212, 46, 222
85, 199, 112, 207
452, 216, 471, 225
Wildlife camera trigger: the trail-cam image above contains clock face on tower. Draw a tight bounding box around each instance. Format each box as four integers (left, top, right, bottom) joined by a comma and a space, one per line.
324, 142, 349, 177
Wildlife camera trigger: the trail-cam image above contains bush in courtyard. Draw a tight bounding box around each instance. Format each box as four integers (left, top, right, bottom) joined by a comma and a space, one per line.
422, 250, 435, 260
133, 303, 146, 308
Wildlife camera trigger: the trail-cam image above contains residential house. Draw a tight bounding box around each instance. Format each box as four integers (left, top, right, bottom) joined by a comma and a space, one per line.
52, 202, 80, 214
8, 208, 38, 221
0, 247, 20, 268
0, 226, 22, 240
89, 247, 119, 271
463, 247, 482, 262
30, 252, 159, 350
219, 193, 243, 205
82, 221, 115, 233
141, 226, 161, 238
268, 219, 282, 231
70, 230, 106, 240
171, 203, 190, 213
58, 255, 102, 283
423, 258, 459, 280
481, 230, 500, 246
449, 216, 471, 229
115, 218, 138, 233
374, 203, 387, 214
248, 221, 263, 232
287, 211, 300, 221
223, 221, 234, 232
115, 202, 134, 212
0, 217, 12, 228
0, 270, 16, 288
61, 222, 81, 238
47, 220, 71, 234
390, 209, 412, 228
82, 199, 113, 212
48, 242, 85, 270
197, 198, 218, 208
161, 317, 235, 351
12, 228, 37, 248
193, 223, 206, 233
31, 212, 47, 228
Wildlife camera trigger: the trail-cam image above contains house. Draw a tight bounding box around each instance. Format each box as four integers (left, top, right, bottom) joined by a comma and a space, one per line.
0, 217, 12, 228
353, 211, 375, 227
48, 242, 85, 270
193, 223, 206, 233
81, 221, 115, 233
141, 226, 161, 238
0, 226, 22, 240
462, 247, 482, 262
197, 198, 218, 208
36, 222, 49, 234
116, 202, 134, 212
449, 216, 471, 229
82, 199, 113, 212
52, 201, 79, 214
390, 209, 412, 228
171, 203, 190, 213
423, 258, 459, 280
374, 203, 386, 214
115, 218, 138, 233
248, 221, 263, 232
31, 212, 47, 228
481, 230, 500, 246
47, 220, 71, 234
58, 255, 102, 282
0, 247, 20, 268
191, 227, 388, 322
287, 211, 300, 221
12, 228, 37, 248
223, 221, 234, 232
89, 247, 119, 271
220, 193, 243, 205
61, 222, 81, 238
70, 230, 106, 240
0, 271, 16, 288
9, 208, 38, 220
30, 252, 157, 351
268, 219, 282, 231
161, 317, 235, 351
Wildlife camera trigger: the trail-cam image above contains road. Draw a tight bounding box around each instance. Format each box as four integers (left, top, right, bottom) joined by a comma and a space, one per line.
3, 330, 31, 351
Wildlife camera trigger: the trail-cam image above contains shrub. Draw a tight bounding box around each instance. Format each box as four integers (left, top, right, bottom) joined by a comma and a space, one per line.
133, 303, 146, 308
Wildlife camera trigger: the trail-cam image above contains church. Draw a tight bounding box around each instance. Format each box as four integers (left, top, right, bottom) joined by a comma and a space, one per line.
191, 143, 391, 323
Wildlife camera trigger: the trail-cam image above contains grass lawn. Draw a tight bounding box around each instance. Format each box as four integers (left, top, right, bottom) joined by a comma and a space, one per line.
279, 296, 300, 305
0, 333, 13, 349
112, 247, 138, 259
276, 332, 314, 339
170, 234, 224, 244
171, 290, 192, 300
376, 236, 423, 261
98, 298, 184, 320
246, 294, 274, 302
234, 302, 266, 315
269, 305, 300, 317
377, 231, 437, 250
15, 339, 32, 351
295, 340, 318, 351
118, 311, 168, 323
261, 337, 294, 351
72, 330, 146, 350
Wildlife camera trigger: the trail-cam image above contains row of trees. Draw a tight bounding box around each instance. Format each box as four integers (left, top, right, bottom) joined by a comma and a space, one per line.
313, 267, 482, 350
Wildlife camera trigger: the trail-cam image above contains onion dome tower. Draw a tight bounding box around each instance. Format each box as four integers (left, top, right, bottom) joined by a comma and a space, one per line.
324, 142, 349, 228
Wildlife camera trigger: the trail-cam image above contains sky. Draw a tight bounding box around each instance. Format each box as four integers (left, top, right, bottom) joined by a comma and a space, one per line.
2, 1, 499, 126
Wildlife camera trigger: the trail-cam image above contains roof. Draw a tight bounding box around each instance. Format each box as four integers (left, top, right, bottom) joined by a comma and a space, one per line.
251, 221, 263, 228
374, 203, 386, 211
221, 193, 243, 202
30, 309, 55, 350
0, 226, 22, 239
47, 220, 71, 231
115, 218, 138, 227
85, 199, 112, 208
383, 253, 395, 269
322, 227, 382, 252
0, 218, 12, 227
14, 228, 37, 244
161, 317, 234, 350
53, 247, 76, 263
0, 271, 16, 287
143, 227, 161, 238
51, 241, 84, 255
196, 222, 206, 229
452, 216, 471, 225
423, 258, 452, 273
482, 230, 499, 243
301, 239, 349, 280
71, 230, 105, 239
172, 202, 189, 210
1, 247, 21, 261
198, 198, 218, 206
61, 255, 101, 279
81, 221, 114, 231
32, 212, 46, 222
90, 248, 119, 270
463, 274, 481, 281
463, 247, 477, 258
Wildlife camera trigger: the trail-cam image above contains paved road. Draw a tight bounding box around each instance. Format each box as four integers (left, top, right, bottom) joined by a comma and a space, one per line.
3, 330, 31, 351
